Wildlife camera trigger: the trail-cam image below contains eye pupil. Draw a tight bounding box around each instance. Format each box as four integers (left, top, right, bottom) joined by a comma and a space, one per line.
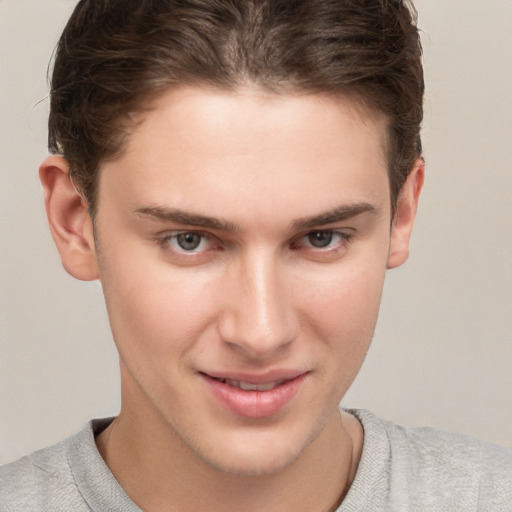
177, 233, 202, 250
308, 231, 333, 248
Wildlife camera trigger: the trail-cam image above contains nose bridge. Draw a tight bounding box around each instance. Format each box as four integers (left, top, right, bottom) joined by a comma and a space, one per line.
219, 248, 297, 358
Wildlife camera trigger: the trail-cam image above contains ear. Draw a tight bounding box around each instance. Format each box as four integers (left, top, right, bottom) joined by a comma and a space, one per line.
39, 156, 99, 281
387, 158, 425, 269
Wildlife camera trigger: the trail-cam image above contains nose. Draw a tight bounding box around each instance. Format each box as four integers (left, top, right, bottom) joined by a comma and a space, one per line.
217, 251, 299, 360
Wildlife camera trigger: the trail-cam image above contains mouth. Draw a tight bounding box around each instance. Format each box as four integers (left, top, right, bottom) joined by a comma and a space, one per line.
200, 370, 308, 418
210, 377, 286, 392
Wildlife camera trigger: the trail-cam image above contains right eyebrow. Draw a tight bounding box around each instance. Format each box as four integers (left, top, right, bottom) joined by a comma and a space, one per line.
134, 206, 239, 232
135, 201, 377, 234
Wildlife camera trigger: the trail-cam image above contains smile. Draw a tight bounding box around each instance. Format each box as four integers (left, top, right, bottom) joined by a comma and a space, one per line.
201, 371, 308, 418
214, 378, 286, 392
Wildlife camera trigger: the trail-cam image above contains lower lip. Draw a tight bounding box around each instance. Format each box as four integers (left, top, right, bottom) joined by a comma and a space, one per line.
202, 374, 308, 419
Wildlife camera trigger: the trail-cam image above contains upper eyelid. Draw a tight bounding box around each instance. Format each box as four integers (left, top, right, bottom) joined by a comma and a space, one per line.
291, 229, 353, 248
295, 228, 354, 240
157, 229, 212, 239
156, 228, 353, 247
157, 231, 220, 253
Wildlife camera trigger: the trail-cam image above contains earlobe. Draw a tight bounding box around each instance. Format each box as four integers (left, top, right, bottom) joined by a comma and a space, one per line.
39, 156, 99, 281
387, 158, 425, 269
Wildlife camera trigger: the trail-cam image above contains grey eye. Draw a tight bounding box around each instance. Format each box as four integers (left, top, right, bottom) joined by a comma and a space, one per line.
176, 233, 202, 251
307, 231, 333, 248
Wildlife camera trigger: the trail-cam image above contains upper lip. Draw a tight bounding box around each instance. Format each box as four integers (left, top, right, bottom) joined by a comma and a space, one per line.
200, 369, 309, 384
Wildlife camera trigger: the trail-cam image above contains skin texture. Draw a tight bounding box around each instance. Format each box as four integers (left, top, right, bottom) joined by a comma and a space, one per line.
40, 87, 423, 512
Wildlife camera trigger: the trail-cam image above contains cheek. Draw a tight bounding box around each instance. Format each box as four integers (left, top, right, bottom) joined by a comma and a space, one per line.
306, 269, 386, 403
298, 261, 386, 337
294, 255, 387, 387
98, 246, 220, 362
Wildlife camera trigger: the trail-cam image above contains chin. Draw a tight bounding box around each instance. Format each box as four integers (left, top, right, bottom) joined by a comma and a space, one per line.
187, 425, 320, 477
198, 446, 300, 477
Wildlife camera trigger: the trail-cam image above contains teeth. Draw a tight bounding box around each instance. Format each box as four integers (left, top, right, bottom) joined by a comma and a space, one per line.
223, 379, 283, 391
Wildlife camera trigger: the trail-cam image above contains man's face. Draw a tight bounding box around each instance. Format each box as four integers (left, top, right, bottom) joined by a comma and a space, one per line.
93, 87, 399, 475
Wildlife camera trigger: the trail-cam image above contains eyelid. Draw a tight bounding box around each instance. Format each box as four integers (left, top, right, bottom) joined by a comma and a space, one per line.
298, 227, 354, 239
156, 229, 211, 239
155, 227, 353, 258
157, 230, 216, 253
292, 229, 354, 250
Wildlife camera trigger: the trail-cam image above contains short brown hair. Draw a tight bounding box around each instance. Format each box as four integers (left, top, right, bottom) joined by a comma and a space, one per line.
48, 0, 424, 214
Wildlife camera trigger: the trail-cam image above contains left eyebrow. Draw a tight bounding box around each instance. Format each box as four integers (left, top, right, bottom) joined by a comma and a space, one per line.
134, 202, 377, 233
291, 202, 377, 231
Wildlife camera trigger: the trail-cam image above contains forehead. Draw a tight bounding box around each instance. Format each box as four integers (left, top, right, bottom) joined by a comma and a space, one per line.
128, 86, 388, 159
97, 86, 391, 225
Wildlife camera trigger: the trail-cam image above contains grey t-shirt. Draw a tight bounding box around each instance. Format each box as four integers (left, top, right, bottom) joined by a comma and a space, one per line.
1, 409, 511, 511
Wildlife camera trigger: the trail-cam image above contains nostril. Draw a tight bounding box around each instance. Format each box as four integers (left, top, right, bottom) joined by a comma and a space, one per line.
216, 260, 299, 356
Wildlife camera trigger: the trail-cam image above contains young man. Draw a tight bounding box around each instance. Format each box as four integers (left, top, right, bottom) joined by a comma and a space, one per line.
1, 0, 511, 510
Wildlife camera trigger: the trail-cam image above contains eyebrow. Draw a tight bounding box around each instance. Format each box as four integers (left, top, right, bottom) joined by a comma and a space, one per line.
134, 202, 377, 233
291, 202, 377, 231
135, 206, 238, 232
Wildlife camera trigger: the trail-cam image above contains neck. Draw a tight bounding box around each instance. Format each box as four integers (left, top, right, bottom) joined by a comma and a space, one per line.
96, 386, 363, 512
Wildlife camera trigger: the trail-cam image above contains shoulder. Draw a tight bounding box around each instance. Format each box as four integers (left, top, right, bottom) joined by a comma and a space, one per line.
0, 420, 112, 511
348, 409, 512, 511
0, 439, 78, 510
382, 415, 512, 482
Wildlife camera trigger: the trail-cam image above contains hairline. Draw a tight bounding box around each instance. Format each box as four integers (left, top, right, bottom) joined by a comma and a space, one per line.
85, 82, 397, 221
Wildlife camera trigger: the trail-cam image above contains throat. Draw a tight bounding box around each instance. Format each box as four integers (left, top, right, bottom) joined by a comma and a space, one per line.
95, 379, 362, 512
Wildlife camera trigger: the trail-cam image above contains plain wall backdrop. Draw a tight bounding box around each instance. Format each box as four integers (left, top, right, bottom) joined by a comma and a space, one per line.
0, 0, 511, 464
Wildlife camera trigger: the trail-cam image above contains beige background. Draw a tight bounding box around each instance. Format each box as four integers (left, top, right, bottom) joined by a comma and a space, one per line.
1, 0, 511, 464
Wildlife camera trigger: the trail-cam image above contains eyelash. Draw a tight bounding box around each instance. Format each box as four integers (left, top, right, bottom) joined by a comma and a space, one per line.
293, 230, 353, 251
156, 231, 218, 254
156, 229, 353, 257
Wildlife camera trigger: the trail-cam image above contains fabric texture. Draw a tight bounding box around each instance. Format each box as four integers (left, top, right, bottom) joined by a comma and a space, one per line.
1, 410, 511, 511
